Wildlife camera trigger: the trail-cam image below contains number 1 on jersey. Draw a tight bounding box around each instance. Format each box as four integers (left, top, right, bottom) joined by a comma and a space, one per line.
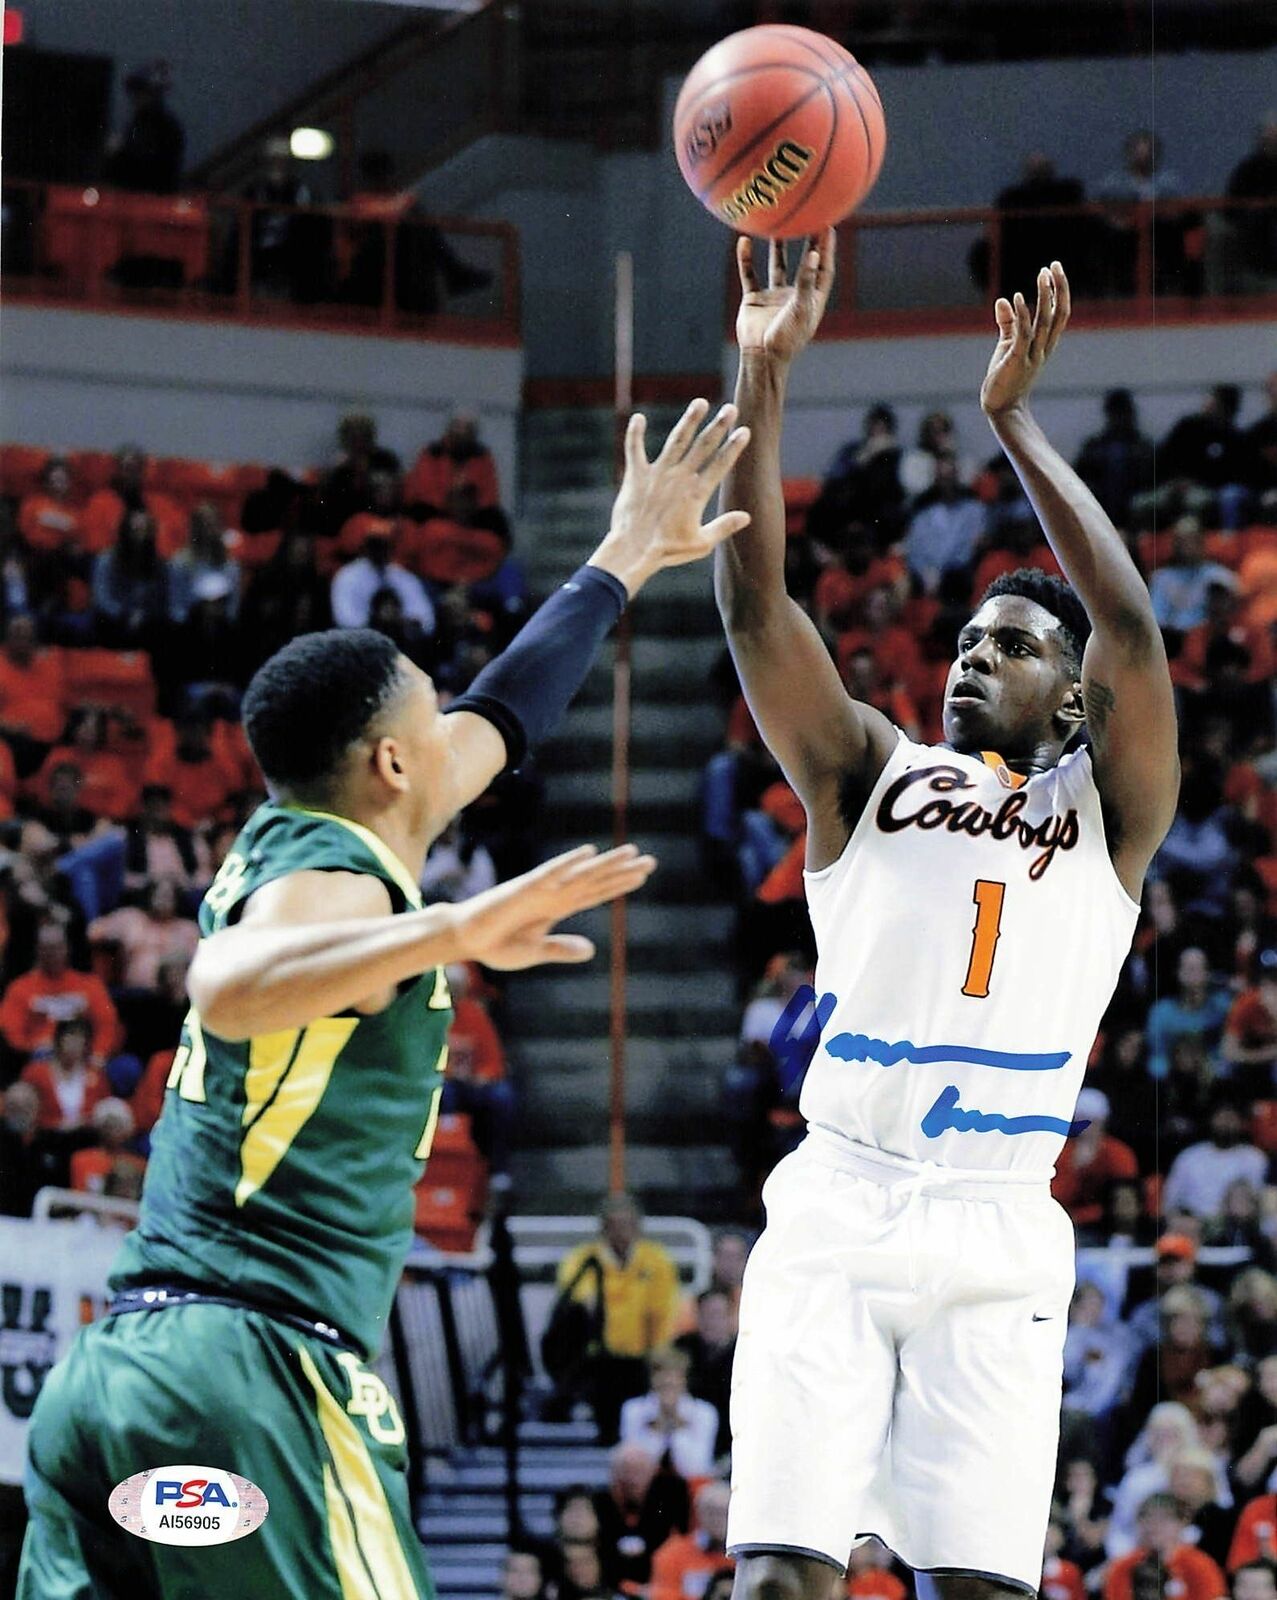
962, 879, 1006, 999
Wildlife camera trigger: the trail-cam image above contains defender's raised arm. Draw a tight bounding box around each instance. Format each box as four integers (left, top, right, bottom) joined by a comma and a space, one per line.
714, 231, 896, 870
981, 262, 1179, 897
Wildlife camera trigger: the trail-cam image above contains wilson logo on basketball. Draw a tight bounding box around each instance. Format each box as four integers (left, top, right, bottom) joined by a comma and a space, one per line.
716, 139, 813, 223
684, 101, 732, 166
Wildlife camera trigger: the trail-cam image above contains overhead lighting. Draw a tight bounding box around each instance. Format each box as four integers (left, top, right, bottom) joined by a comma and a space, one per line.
290, 128, 334, 161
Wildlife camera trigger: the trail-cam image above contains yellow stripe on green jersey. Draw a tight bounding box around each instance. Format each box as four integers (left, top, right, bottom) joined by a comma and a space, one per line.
110, 803, 451, 1359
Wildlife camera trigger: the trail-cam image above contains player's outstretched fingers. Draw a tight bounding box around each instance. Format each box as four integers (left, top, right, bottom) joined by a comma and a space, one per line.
656, 397, 712, 465
1012, 291, 1033, 346
1029, 267, 1055, 360
534, 934, 597, 964
737, 234, 759, 294
768, 235, 788, 289
1047, 261, 1072, 351
695, 425, 752, 495
685, 403, 740, 473
623, 412, 649, 474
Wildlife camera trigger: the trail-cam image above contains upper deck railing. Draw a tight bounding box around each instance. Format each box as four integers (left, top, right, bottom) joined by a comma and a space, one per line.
1, 179, 521, 347
741, 195, 1277, 338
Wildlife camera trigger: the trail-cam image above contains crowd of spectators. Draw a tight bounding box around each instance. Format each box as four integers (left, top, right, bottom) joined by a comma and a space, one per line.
697, 370, 1277, 1598
970, 123, 1277, 302
0, 406, 534, 1212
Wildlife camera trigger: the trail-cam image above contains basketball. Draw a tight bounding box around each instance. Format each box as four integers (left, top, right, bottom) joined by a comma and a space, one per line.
673, 24, 886, 239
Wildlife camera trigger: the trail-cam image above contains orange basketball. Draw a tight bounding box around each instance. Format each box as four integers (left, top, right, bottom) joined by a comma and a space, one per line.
673, 24, 886, 239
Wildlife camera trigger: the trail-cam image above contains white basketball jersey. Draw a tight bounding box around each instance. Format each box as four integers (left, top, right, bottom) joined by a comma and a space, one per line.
800, 732, 1140, 1177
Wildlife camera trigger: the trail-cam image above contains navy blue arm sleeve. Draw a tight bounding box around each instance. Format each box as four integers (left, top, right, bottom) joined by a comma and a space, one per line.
445, 563, 628, 770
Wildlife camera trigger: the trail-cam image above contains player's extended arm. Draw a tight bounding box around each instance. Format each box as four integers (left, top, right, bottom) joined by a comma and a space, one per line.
715, 233, 896, 869
444, 400, 752, 808
981, 263, 1179, 900
189, 843, 655, 1040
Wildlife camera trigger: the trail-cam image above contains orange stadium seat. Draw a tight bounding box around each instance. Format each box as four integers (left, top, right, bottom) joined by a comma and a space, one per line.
41, 187, 124, 292
0, 444, 50, 501
781, 476, 821, 537
414, 1184, 482, 1253
67, 450, 117, 497
62, 649, 157, 719
115, 192, 210, 287
156, 458, 246, 524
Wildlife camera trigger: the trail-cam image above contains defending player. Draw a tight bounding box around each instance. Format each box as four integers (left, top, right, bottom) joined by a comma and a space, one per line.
715, 240, 1177, 1600
18, 400, 751, 1600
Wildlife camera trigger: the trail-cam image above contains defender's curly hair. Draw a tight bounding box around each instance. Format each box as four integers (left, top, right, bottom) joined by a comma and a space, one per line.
242, 628, 405, 797
977, 568, 1091, 677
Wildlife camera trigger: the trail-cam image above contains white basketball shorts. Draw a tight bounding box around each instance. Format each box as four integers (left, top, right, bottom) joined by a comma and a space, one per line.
726, 1128, 1076, 1595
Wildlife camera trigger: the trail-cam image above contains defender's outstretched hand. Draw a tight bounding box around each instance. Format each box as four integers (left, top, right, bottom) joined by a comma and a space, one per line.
736, 229, 836, 363
451, 844, 657, 971
591, 399, 752, 594
980, 261, 1071, 417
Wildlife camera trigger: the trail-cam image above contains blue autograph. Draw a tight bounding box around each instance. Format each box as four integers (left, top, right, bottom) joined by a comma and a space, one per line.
768, 985, 1089, 1139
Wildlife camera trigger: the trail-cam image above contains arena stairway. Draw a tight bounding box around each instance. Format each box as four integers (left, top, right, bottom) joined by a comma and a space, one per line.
419, 1418, 610, 1600
505, 406, 743, 1218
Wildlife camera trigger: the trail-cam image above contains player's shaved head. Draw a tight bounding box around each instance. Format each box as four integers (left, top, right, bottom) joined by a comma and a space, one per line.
243, 628, 408, 801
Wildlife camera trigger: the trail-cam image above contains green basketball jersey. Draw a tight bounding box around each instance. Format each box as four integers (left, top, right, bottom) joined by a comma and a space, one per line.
110, 804, 452, 1359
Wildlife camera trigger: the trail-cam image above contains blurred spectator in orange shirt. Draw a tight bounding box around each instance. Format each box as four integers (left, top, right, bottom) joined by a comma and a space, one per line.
19, 1016, 109, 1130
1239, 536, 1277, 630
405, 412, 500, 515
69, 1096, 146, 1199
842, 648, 921, 741
1040, 1517, 1086, 1600
649, 1480, 731, 1600
0, 923, 121, 1065
813, 527, 907, 633
0, 616, 66, 751
143, 713, 234, 830
1223, 948, 1277, 1097
1104, 1493, 1227, 1600
399, 488, 510, 588
1051, 1089, 1140, 1234
834, 585, 929, 707
0, 739, 15, 821
846, 1537, 908, 1600
1228, 1495, 1277, 1571
446, 962, 506, 1083
33, 708, 138, 821
130, 1045, 175, 1139
18, 457, 83, 557
89, 878, 199, 992
440, 961, 515, 1178
81, 446, 185, 558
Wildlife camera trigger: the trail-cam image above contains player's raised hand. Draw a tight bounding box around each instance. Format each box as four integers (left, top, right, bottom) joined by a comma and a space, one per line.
590, 399, 752, 594
980, 260, 1071, 417
450, 844, 657, 971
736, 228, 836, 363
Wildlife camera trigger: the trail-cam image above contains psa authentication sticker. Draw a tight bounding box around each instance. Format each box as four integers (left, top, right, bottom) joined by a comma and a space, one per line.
109, 1465, 269, 1546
